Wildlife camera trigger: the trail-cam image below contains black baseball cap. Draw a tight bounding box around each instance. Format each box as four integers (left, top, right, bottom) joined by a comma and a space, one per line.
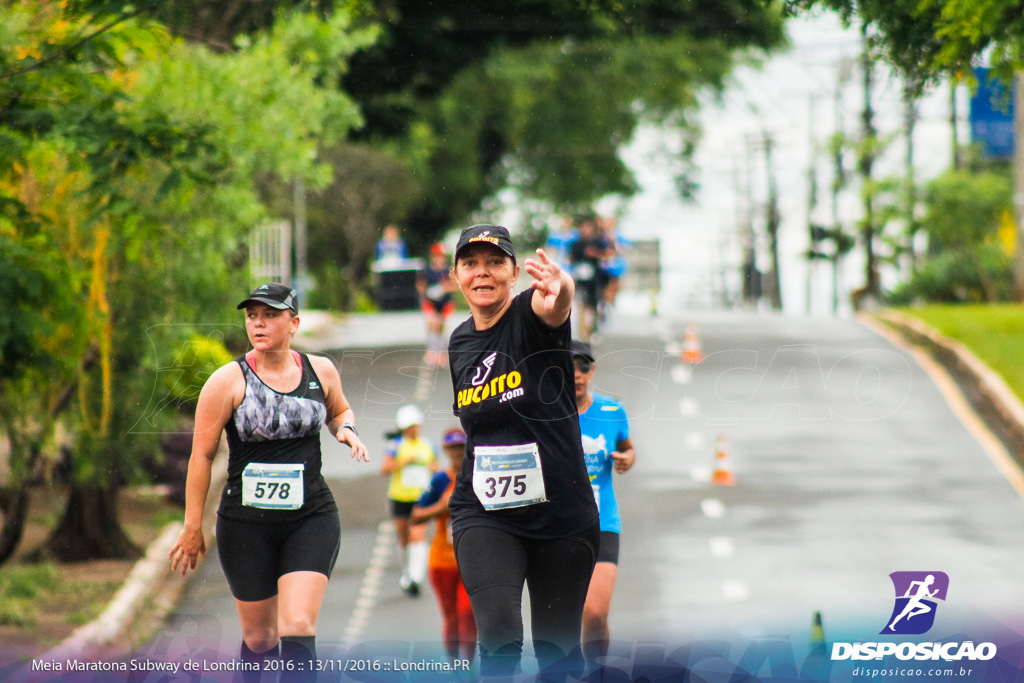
454, 224, 517, 263
237, 283, 298, 313
570, 339, 595, 363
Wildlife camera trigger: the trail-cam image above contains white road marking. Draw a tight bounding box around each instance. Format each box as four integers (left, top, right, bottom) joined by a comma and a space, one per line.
342, 521, 394, 646
685, 432, 706, 449
414, 364, 433, 402
722, 581, 749, 601
679, 397, 699, 417
700, 498, 726, 518
709, 537, 735, 558
671, 364, 692, 385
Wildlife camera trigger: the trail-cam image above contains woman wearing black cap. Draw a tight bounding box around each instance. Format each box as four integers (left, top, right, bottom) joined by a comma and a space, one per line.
446, 225, 600, 679
168, 283, 369, 681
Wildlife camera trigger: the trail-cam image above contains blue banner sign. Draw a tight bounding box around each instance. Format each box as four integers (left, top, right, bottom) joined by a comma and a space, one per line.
970, 67, 1015, 158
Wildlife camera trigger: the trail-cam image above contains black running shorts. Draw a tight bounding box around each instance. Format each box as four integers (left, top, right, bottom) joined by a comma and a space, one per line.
216, 510, 341, 602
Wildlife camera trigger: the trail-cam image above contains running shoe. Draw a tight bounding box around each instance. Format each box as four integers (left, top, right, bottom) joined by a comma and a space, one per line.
399, 574, 420, 597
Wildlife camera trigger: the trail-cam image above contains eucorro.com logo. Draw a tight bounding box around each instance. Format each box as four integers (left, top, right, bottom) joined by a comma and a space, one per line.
831, 572, 997, 662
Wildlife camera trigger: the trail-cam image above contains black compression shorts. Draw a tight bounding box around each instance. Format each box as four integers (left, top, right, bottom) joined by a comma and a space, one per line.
216, 510, 341, 602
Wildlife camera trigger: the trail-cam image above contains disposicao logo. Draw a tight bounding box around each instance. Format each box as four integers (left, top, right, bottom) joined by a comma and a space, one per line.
831, 571, 997, 663
882, 571, 948, 635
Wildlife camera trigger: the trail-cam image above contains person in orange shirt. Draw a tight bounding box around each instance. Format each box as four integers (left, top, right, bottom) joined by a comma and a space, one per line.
412, 427, 477, 663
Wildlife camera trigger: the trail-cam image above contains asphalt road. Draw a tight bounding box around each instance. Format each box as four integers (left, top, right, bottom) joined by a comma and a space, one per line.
155, 309, 1024, 680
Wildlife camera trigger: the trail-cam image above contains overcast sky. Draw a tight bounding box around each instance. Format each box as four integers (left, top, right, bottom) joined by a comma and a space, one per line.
613, 10, 960, 317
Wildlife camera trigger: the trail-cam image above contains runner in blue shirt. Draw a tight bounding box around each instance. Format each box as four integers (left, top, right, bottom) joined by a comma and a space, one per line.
572, 339, 636, 672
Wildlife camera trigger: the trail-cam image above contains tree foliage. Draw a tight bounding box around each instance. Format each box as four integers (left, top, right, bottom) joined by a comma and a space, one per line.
71, 0, 788, 263
345, 0, 787, 234
783, 0, 1024, 85
1, 0, 788, 561
0, 3, 372, 561
890, 169, 1014, 304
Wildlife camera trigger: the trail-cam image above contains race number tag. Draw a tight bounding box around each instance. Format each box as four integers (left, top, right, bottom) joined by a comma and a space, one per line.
473, 443, 547, 510
401, 465, 431, 491
242, 463, 304, 510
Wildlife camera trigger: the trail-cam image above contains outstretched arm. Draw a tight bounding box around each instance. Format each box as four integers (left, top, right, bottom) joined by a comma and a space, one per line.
525, 248, 575, 328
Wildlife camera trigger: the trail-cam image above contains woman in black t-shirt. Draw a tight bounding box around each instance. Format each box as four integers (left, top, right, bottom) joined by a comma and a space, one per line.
447, 225, 600, 679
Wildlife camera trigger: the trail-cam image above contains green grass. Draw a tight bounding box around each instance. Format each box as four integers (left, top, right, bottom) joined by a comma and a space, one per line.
0, 564, 60, 627
149, 507, 184, 528
0, 563, 122, 630
896, 303, 1024, 403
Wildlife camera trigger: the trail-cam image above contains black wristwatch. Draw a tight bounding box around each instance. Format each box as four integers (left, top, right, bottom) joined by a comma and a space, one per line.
340, 423, 358, 436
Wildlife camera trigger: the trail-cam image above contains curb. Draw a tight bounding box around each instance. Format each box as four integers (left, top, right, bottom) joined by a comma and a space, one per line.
865, 310, 1024, 468
875, 311, 1024, 428
35, 451, 229, 666
41, 522, 183, 662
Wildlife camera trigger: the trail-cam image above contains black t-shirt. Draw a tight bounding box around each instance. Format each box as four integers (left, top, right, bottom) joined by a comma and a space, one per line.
447, 290, 598, 538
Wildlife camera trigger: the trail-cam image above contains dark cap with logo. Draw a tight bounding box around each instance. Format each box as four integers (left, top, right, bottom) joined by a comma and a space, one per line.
237, 283, 298, 313
570, 339, 595, 363
454, 224, 517, 263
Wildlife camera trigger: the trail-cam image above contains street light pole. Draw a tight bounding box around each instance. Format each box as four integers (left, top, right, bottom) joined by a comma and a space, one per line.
293, 176, 309, 306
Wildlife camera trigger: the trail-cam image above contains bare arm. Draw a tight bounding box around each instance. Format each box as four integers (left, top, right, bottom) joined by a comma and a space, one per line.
611, 437, 636, 474
380, 452, 402, 475
168, 363, 239, 576
311, 355, 369, 462
525, 248, 575, 328
410, 488, 452, 525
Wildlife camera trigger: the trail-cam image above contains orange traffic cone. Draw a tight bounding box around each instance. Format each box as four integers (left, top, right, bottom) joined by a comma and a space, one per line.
681, 324, 703, 363
711, 434, 735, 486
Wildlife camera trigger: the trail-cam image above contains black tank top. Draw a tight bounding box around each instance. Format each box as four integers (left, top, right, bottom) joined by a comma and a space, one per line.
217, 352, 337, 523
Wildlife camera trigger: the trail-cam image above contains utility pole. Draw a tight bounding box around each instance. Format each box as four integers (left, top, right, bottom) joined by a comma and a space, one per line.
951, 82, 961, 171
741, 137, 760, 307
829, 56, 853, 316
806, 94, 819, 315
1013, 72, 1024, 301
763, 131, 783, 311
858, 25, 879, 302
293, 176, 309, 305
903, 77, 919, 275
732, 157, 746, 309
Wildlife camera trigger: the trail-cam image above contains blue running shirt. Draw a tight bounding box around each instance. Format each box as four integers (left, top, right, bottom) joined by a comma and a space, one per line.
577, 393, 630, 533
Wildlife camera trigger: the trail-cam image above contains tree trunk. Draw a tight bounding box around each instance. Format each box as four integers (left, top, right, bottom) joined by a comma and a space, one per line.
971, 250, 998, 303
43, 484, 141, 562
0, 487, 30, 565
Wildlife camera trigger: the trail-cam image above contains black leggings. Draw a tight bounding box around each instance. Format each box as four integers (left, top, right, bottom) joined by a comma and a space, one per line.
454, 524, 599, 677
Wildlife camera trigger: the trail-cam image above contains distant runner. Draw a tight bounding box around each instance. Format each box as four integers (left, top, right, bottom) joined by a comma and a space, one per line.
572, 339, 636, 672
380, 404, 437, 597
411, 427, 478, 663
